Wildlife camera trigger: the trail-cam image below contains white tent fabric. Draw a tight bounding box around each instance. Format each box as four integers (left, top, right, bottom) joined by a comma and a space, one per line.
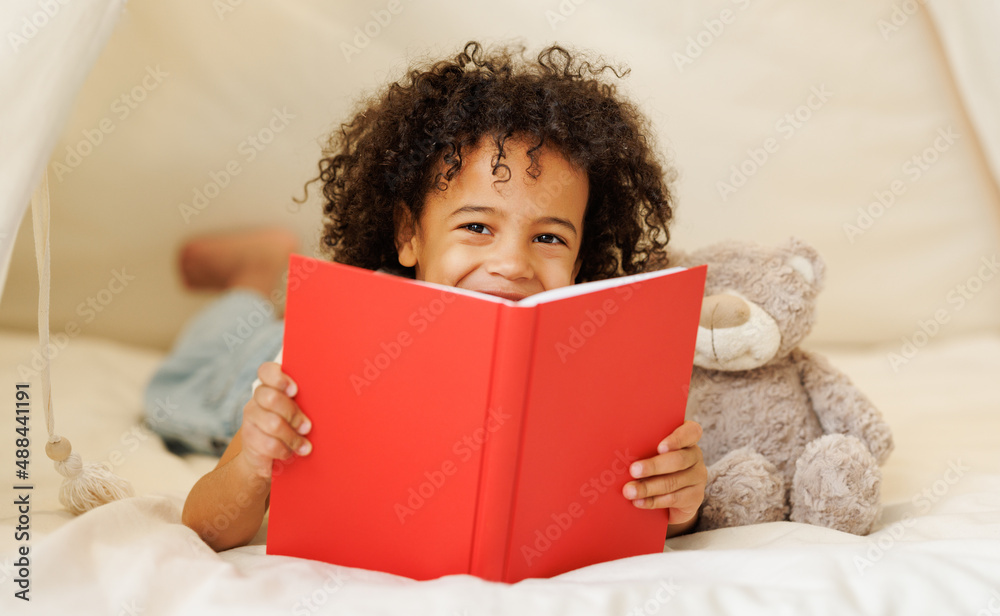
0, 0, 125, 301
925, 1, 1000, 188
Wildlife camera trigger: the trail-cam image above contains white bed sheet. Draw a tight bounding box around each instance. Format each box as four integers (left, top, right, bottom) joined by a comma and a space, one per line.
1, 330, 998, 615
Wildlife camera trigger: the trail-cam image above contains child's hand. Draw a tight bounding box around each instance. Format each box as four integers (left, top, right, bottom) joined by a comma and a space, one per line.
622, 420, 707, 530
237, 361, 312, 479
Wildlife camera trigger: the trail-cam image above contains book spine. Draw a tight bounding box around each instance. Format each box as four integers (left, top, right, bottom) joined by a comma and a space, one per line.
468, 304, 537, 581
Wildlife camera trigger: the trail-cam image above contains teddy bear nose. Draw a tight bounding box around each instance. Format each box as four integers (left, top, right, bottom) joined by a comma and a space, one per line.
700, 293, 751, 329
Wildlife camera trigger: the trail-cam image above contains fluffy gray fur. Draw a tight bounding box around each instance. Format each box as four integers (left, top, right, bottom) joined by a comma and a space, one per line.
675, 237, 894, 535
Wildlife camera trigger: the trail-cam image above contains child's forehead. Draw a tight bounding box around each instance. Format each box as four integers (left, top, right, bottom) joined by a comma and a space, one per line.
417, 137, 589, 226
439, 141, 583, 193
434, 135, 584, 183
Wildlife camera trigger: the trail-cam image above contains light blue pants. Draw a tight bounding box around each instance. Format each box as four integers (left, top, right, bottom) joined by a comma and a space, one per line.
143, 290, 284, 455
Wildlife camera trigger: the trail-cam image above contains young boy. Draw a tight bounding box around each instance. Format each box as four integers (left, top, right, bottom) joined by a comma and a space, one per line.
155, 41, 707, 552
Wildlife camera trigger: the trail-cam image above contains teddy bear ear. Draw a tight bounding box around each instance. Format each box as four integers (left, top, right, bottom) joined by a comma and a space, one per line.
784, 237, 826, 290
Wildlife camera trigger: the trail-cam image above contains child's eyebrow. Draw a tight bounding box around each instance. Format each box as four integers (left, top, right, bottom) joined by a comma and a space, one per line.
448, 204, 578, 238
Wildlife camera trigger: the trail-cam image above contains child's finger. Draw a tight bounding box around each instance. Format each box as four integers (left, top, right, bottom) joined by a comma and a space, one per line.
656, 420, 702, 454
244, 404, 312, 459
257, 361, 298, 397
252, 385, 310, 435
631, 485, 704, 515
623, 463, 705, 500
240, 430, 298, 480
629, 445, 702, 479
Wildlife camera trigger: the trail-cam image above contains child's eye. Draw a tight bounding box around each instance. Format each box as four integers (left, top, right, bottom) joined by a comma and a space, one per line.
534, 234, 565, 245
461, 223, 491, 235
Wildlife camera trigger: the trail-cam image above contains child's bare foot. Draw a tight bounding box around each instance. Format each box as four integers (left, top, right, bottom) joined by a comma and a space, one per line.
179, 228, 299, 296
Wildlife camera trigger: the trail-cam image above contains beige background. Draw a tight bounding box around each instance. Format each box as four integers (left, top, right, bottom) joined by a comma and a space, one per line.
2, 0, 999, 350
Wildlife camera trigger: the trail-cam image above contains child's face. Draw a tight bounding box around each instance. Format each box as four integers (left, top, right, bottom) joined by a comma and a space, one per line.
396, 137, 588, 301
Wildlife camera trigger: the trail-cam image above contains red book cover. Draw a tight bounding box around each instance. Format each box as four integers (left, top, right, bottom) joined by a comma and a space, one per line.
266, 254, 706, 582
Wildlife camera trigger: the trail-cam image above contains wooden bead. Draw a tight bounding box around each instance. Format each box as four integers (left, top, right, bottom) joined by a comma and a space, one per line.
45, 438, 72, 462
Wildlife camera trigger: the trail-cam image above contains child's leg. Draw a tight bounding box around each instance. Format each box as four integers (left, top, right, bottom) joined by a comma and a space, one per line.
144, 290, 283, 455
143, 229, 297, 456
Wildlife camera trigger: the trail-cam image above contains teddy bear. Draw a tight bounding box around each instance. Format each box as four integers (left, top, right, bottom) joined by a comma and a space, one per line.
670, 237, 894, 535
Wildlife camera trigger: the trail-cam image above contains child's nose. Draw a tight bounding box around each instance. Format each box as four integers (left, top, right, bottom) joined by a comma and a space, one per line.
485, 238, 532, 280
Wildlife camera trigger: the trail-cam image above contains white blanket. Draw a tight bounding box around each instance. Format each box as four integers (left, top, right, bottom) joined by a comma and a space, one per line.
1, 330, 999, 614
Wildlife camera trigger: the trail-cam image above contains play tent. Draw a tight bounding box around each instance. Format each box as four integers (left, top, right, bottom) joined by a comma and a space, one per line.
1, 2, 999, 614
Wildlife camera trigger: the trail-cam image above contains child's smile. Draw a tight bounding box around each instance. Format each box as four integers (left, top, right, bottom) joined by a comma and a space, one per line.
396, 136, 589, 301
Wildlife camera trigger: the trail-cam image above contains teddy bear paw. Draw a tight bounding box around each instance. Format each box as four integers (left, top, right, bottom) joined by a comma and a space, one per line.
790, 434, 882, 535
697, 448, 787, 531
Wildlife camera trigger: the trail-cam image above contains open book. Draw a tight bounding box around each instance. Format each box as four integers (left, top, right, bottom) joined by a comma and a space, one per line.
266, 255, 706, 582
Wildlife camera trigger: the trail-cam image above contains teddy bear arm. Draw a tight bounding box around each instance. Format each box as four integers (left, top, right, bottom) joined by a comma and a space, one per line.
794, 349, 894, 465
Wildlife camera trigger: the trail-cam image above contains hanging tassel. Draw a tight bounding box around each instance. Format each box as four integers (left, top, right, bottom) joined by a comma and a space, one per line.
44, 437, 135, 515
32, 170, 135, 515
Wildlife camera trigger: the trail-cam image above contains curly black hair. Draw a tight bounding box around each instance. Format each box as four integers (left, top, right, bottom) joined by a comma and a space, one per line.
304, 41, 676, 282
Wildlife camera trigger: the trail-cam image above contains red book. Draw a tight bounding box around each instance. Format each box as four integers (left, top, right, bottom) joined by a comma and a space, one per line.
266, 255, 706, 582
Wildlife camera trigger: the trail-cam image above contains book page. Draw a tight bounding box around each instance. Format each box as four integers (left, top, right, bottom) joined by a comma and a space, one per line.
518, 266, 687, 307
374, 266, 689, 307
